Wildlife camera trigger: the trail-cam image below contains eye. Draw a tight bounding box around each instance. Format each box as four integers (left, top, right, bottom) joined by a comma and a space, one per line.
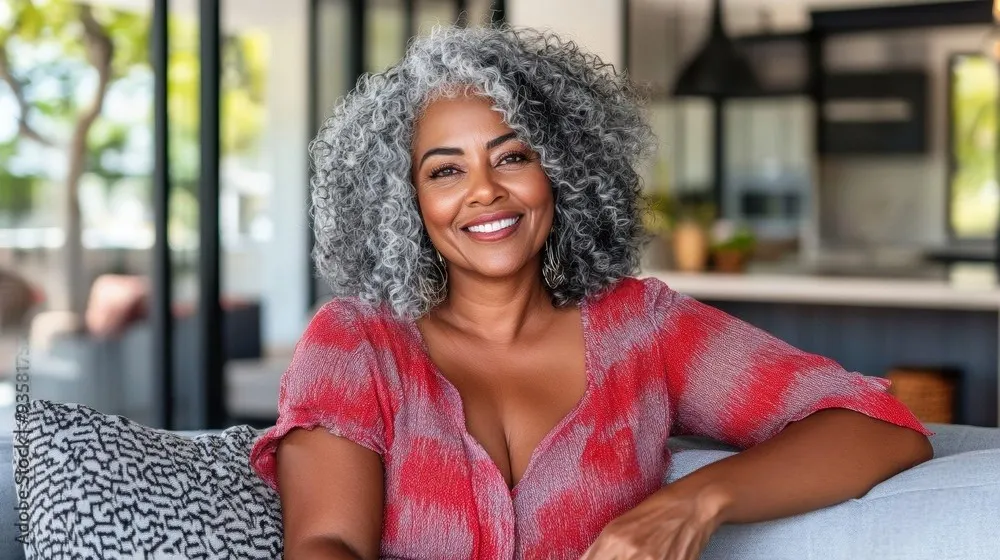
428, 164, 460, 179
497, 151, 529, 166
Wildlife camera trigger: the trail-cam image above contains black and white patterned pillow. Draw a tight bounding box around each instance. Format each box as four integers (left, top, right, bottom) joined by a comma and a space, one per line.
14, 400, 283, 559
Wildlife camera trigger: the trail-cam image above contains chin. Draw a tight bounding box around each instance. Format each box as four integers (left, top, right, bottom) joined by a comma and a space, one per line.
467, 256, 531, 278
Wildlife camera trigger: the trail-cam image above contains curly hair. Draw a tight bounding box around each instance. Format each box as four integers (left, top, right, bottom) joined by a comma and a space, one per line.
309, 25, 656, 320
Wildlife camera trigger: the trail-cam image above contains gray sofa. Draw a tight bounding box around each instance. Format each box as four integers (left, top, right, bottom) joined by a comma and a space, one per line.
3, 423, 1000, 559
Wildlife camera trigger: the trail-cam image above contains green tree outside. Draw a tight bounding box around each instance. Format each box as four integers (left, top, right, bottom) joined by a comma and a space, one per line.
950, 55, 999, 238
0, 0, 268, 319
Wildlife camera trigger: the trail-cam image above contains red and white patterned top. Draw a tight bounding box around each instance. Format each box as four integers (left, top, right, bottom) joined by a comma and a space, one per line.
249, 276, 932, 559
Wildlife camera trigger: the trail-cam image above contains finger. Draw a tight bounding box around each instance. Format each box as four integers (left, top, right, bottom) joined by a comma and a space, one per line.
670, 529, 708, 560
589, 540, 624, 560
618, 541, 648, 560
654, 534, 680, 560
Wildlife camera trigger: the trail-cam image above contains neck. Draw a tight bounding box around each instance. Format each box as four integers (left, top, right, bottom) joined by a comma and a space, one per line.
431, 256, 556, 346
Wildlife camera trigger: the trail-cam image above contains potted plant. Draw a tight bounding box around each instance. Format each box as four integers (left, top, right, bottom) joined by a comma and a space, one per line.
644, 192, 715, 272
710, 221, 757, 273
669, 194, 715, 273
641, 191, 718, 272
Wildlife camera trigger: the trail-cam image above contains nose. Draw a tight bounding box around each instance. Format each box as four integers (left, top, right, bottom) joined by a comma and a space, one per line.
465, 162, 507, 206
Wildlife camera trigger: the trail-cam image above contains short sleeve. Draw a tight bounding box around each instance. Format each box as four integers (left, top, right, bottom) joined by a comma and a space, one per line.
646, 277, 934, 449
249, 299, 389, 492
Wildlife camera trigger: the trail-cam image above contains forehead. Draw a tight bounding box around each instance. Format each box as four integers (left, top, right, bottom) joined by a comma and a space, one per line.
412, 94, 511, 148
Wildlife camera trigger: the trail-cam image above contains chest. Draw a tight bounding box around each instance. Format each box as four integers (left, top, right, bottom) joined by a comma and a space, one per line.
384, 304, 673, 559
415, 308, 588, 491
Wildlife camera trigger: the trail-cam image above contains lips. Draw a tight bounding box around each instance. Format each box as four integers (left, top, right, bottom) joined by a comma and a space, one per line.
462, 215, 522, 241
461, 211, 523, 230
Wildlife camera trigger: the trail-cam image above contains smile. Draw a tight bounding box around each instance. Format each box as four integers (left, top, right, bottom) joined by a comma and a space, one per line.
462, 215, 522, 241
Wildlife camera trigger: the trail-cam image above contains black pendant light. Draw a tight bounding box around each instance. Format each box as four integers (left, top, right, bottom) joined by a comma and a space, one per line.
673, 0, 761, 98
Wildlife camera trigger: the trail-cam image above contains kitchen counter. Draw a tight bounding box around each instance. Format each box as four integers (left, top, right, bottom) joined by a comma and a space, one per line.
640, 262, 1000, 311
641, 261, 1000, 426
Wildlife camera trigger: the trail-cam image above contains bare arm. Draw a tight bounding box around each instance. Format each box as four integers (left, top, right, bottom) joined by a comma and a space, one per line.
583, 408, 933, 559
669, 408, 934, 525
276, 427, 385, 560
585, 282, 936, 558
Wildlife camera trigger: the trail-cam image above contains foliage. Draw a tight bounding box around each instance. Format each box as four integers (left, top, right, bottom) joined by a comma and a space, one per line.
950, 55, 999, 238
641, 190, 673, 235
641, 189, 716, 236
0, 139, 39, 217
0, 0, 149, 218
222, 34, 268, 155
711, 222, 756, 254
0, 0, 269, 224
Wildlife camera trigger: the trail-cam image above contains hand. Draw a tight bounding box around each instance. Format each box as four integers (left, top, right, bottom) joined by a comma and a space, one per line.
579, 484, 729, 560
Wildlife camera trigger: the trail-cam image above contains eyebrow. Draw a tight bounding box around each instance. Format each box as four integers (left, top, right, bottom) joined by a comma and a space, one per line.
418, 131, 519, 167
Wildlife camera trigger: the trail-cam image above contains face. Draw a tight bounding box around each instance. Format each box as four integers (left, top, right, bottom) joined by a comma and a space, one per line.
411, 94, 553, 281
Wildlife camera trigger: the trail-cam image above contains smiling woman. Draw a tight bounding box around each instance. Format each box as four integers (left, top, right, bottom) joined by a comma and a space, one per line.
411, 94, 554, 293
306, 26, 653, 320
249, 24, 935, 560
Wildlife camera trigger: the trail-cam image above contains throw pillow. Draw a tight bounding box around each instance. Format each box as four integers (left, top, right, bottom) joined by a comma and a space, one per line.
13, 399, 283, 559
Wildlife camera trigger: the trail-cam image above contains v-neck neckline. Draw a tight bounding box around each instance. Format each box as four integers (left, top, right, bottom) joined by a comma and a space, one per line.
405, 294, 595, 495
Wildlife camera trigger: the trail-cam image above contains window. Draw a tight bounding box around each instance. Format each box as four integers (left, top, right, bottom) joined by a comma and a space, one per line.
948, 54, 999, 239
0, 0, 159, 428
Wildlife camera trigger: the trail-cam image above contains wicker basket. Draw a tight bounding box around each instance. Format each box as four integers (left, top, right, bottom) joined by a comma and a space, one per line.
886, 367, 961, 424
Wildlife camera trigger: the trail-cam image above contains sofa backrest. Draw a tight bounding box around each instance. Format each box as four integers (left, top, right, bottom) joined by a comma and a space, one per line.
3, 422, 999, 559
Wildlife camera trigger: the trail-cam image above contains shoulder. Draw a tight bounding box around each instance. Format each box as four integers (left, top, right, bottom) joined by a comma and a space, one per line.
301, 296, 412, 384
289, 297, 411, 387
311, 295, 387, 327
582, 276, 682, 338
304, 296, 398, 348
589, 275, 677, 311
284, 296, 405, 404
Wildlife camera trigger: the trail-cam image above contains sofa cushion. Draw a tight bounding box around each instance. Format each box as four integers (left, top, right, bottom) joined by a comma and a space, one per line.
665, 446, 1000, 559
13, 400, 282, 559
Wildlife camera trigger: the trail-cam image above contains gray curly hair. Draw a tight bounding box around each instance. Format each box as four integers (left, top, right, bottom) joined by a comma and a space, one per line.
310, 25, 656, 320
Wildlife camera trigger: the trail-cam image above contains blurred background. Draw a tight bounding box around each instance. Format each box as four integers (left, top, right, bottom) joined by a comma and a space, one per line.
0, 0, 998, 433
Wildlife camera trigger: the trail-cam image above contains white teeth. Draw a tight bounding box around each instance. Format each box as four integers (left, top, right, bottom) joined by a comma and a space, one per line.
467, 216, 519, 233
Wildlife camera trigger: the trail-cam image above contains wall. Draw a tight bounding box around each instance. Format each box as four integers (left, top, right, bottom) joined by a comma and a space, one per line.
506, 0, 623, 68
819, 25, 990, 249
628, 0, 984, 251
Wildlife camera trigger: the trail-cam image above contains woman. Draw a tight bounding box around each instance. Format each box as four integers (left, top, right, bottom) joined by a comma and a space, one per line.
249, 25, 933, 560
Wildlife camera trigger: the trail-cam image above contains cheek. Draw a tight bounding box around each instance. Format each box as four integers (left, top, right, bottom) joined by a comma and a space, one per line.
415, 191, 457, 230
526, 172, 554, 210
